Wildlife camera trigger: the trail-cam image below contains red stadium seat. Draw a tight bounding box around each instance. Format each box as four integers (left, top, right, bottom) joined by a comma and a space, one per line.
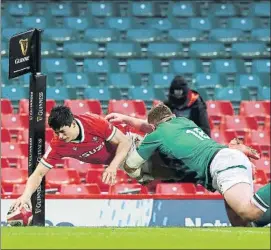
109, 183, 148, 194
250, 142, 270, 158
252, 158, 270, 181
107, 100, 147, 119
1, 99, 13, 114
60, 184, 101, 195
211, 130, 236, 145
4, 156, 25, 167
19, 99, 56, 115
12, 184, 27, 195
208, 118, 215, 130
195, 184, 210, 194
17, 114, 51, 130
1, 128, 11, 142
207, 101, 234, 128
209, 115, 224, 129
86, 169, 128, 192
1, 158, 10, 168
221, 115, 258, 132
215, 128, 250, 144
17, 130, 29, 142
19, 99, 30, 115
46, 168, 81, 189
64, 158, 104, 178
12, 183, 52, 195
155, 183, 196, 195
17, 157, 29, 169
249, 130, 270, 146
264, 116, 270, 131
207, 101, 234, 115
1, 142, 28, 159
194, 185, 221, 197
262, 101, 270, 115
1, 114, 24, 136
1, 168, 28, 192
64, 100, 103, 115
18, 129, 54, 144
253, 169, 268, 185
19, 114, 29, 129
239, 101, 269, 124
261, 145, 270, 158
19, 142, 29, 157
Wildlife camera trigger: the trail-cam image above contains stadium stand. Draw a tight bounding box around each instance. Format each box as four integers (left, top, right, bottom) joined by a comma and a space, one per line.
155, 183, 197, 195
45, 168, 81, 190
86, 169, 129, 192
64, 158, 104, 179
64, 99, 103, 115
109, 183, 149, 194
1, 158, 10, 168
60, 184, 101, 195
1, 0, 270, 196
1, 168, 28, 192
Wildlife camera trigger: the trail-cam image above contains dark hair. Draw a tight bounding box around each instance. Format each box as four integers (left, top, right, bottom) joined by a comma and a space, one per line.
48, 105, 74, 131
148, 103, 173, 125
170, 76, 187, 92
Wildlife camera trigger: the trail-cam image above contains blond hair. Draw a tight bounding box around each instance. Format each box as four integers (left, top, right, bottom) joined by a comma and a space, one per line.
148, 103, 173, 125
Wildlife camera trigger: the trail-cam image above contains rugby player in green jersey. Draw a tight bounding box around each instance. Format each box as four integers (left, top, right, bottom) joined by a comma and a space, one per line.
106, 104, 270, 227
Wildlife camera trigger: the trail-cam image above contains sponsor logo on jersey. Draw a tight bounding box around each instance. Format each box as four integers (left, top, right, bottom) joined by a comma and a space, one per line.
79, 142, 105, 158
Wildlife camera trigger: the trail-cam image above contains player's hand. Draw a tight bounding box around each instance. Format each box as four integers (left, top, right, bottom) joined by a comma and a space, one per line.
105, 113, 127, 124
228, 137, 260, 160
102, 166, 117, 185
10, 195, 32, 211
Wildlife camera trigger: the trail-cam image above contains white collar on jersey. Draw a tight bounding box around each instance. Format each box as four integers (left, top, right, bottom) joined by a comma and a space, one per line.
71, 118, 85, 143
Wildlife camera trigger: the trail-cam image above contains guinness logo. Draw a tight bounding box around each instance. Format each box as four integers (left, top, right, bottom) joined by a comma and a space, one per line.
19, 39, 28, 56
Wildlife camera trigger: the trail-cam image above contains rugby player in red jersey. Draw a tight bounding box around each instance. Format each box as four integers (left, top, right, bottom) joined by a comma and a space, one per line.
11, 105, 140, 210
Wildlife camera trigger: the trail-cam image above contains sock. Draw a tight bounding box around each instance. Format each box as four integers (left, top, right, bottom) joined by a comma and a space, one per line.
251, 183, 270, 227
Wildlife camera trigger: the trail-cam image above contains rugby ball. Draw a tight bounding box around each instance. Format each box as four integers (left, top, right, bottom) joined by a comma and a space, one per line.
7, 204, 33, 226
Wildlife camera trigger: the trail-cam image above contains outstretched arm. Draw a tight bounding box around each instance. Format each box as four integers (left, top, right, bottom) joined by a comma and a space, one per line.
102, 128, 132, 185
105, 113, 154, 133
11, 162, 50, 210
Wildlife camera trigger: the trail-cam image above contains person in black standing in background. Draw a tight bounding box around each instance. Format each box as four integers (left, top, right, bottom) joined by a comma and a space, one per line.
164, 75, 211, 136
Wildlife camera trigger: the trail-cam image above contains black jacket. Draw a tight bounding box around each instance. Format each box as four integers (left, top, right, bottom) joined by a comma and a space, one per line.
164, 89, 211, 136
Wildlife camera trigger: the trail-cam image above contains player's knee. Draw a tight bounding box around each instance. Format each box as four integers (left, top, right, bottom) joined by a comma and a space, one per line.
237, 204, 263, 222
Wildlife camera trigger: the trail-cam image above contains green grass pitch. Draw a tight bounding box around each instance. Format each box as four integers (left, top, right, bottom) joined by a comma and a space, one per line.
1, 227, 270, 249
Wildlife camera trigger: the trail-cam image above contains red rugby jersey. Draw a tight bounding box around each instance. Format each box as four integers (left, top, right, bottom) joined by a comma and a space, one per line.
40, 114, 140, 168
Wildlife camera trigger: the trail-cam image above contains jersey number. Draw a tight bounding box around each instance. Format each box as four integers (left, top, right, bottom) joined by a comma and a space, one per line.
186, 128, 210, 141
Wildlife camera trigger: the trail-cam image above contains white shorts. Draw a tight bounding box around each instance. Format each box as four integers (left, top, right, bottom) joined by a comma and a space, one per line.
120, 133, 154, 183
210, 148, 254, 195
119, 132, 144, 170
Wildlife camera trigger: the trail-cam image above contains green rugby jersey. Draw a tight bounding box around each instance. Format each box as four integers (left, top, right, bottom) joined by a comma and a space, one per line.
136, 117, 226, 190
